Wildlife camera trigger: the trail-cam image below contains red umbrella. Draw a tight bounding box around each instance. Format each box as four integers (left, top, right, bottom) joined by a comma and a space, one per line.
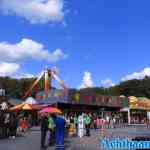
39, 107, 62, 114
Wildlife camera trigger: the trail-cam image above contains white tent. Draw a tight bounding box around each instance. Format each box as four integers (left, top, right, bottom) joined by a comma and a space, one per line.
25, 97, 37, 105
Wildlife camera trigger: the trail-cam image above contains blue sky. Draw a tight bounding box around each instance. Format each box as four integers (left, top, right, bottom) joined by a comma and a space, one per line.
0, 0, 150, 88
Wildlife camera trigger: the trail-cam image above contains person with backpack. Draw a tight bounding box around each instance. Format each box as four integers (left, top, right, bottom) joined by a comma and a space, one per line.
48, 114, 55, 145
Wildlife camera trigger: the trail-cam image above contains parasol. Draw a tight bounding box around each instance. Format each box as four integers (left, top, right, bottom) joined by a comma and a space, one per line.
39, 107, 62, 114
25, 97, 37, 105
22, 103, 33, 110
10, 103, 42, 111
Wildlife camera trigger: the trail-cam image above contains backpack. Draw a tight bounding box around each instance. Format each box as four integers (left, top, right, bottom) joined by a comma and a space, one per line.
48, 117, 55, 130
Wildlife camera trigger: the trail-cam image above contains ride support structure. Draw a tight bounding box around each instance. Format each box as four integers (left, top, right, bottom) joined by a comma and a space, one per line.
23, 68, 68, 100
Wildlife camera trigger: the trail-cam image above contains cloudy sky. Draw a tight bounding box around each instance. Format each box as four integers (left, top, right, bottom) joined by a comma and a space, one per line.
0, 0, 150, 88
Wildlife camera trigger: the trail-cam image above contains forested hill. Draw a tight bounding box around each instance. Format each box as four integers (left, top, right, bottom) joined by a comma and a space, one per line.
117, 76, 150, 98
1, 76, 150, 99
0, 77, 36, 98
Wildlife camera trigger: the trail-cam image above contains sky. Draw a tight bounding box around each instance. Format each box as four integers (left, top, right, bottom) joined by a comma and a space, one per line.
0, 0, 150, 88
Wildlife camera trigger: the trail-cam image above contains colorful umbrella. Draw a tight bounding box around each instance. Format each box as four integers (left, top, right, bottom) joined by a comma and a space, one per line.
10, 102, 25, 111
22, 103, 33, 110
25, 97, 37, 105
10, 103, 42, 111
39, 107, 62, 114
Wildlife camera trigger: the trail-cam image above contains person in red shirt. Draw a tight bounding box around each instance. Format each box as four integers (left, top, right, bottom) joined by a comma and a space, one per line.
20, 117, 28, 132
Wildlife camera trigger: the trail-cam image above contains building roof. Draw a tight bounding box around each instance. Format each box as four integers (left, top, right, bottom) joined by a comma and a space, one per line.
8, 98, 22, 106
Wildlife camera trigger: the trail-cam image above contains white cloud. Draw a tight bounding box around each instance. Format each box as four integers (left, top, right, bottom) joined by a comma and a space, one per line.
80, 71, 94, 89
0, 38, 67, 62
0, 0, 65, 24
101, 79, 115, 88
15, 73, 35, 79
121, 68, 150, 81
0, 62, 38, 78
0, 62, 20, 76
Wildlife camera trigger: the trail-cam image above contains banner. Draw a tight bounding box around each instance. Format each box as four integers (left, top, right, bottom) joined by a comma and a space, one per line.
71, 94, 125, 107
129, 96, 150, 110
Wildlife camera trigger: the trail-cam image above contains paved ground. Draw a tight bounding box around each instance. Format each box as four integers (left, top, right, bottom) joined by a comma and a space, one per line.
0, 126, 150, 150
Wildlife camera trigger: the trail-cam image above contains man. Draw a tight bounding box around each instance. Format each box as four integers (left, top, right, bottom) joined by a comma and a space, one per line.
40, 114, 48, 149
0, 112, 4, 138
48, 114, 55, 145
85, 114, 91, 137
74, 115, 78, 130
4, 113, 10, 138
54, 115, 66, 150
78, 114, 84, 138
9, 114, 17, 139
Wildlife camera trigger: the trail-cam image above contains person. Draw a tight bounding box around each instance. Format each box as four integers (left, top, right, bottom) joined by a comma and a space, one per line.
94, 116, 97, 130
0, 112, 3, 138
0, 112, 5, 138
20, 117, 28, 133
4, 113, 10, 138
78, 114, 84, 138
113, 117, 116, 128
9, 114, 17, 139
54, 114, 66, 150
106, 116, 110, 128
28, 115, 33, 129
48, 114, 55, 145
40, 114, 48, 149
96, 117, 101, 129
74, 115, 78, 130
84, 114, 91, 137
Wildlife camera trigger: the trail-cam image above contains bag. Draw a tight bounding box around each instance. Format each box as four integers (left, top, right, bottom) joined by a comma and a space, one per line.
45, 130, 50, 146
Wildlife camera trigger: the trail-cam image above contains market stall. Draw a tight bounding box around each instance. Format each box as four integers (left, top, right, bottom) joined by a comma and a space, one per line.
126, 96, 150, 125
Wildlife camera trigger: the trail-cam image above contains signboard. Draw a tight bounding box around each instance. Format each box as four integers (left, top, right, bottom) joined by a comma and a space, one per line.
70, 94, 126, 108
129, 97, 150, 110
36, 88, 68, 104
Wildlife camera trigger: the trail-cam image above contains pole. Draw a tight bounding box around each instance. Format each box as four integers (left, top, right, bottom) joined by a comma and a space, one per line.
44, 69, 49, 99
48, 69, 52, 92
128, 108, 131, 125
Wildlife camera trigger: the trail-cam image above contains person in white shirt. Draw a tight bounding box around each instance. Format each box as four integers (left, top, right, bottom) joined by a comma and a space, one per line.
78, 114, 84, 138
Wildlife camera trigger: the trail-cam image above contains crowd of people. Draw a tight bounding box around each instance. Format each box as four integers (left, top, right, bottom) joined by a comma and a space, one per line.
1, 110, 150, 150
0, 112, 18, 139
65, 112, 127, 137
0, 111, 34, 139
39, 113, 98, 149
0, 111, 128, 138
40, 113, 66, 149
130, 116, 148, 124
65, 113, 92, 138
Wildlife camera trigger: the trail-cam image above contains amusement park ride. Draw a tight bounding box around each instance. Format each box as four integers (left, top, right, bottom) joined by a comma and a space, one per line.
23, 68, 68, 101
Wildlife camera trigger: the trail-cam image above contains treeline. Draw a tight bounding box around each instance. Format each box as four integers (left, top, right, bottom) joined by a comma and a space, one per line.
0, 77, 36, 98
69, 76, 150, 99
118, 76, 150, 98
1, 76, 150, 99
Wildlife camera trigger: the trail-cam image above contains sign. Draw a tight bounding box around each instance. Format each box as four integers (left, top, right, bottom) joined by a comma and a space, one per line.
71, 94, 125, 108
129, 97, 150, 110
